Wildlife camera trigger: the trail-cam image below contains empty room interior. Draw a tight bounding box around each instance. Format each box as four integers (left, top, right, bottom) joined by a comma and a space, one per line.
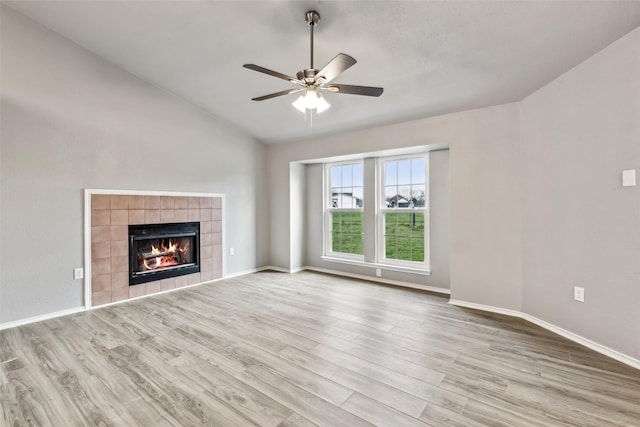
1, 1, 640, 426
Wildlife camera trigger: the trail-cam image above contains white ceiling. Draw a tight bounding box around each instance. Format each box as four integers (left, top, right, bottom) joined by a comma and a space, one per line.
5, 1, 640, 144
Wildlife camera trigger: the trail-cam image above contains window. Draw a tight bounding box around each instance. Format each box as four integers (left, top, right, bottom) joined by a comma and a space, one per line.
324, 153, 429, 272
379, 157, 427, 268
326, 162, 364, 258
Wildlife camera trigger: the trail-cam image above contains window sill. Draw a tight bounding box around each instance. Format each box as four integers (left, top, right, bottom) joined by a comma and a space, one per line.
320, 256, 431, 276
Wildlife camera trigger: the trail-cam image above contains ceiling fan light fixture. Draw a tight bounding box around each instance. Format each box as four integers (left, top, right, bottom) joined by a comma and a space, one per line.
292, 88, 330, 113
316, 94, 330, 113
292, 95, 306, 113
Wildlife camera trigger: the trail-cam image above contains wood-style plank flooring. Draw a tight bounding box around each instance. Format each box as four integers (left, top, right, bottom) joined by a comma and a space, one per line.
1, 271, 639, 426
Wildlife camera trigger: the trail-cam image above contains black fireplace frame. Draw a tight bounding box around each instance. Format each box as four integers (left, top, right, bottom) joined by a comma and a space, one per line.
128, 222, 200, 286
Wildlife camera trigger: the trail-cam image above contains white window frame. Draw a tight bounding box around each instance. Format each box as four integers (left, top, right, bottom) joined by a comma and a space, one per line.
322, 153, 430, 274
324, 161, 365, 261
377, 154, 429, 270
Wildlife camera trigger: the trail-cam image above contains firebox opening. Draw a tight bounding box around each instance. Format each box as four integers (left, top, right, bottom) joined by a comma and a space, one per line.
129, 222, 200, 286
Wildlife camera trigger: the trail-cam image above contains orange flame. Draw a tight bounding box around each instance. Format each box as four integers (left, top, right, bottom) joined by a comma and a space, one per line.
140, 239, 185, 271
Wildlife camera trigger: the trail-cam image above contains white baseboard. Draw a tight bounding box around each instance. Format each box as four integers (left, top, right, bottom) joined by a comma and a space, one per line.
449, 299, 640, 371
224, 266, 272, 279
448, 299, 522, 318
259, 265, 294, 273
0, 306, 85, 331
304, 266, 451, 295
5, 270, 636, 371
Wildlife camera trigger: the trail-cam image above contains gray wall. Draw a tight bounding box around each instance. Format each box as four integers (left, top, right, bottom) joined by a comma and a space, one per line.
289, 163, 306, 271
269, 26, 640, 361
521, 27, 640, 358
303, 150, 450, 291
268, 102, 523, 309
0, 6, 268, 323
429, 150, 451, 288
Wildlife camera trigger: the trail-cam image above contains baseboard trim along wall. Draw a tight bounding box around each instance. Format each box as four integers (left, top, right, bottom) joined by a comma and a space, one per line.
224, 266, 276, 279
304, 266, 451, 295
449, 299, 640, 371
0, 306, 85, 331
2, 267, 637, 371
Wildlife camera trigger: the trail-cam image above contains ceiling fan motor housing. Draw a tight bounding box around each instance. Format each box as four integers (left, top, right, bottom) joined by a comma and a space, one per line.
297, 69, 319, 84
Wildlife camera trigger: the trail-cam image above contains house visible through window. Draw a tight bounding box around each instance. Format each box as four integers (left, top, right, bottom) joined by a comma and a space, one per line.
380, 157, 427, 266
324, 153, 429, 271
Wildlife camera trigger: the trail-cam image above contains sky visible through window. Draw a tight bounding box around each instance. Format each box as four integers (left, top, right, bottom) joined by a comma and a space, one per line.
384, 158, 426, 208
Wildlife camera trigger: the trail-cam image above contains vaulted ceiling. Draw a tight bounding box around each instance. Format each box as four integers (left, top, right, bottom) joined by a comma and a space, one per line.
5, 1, 640, 144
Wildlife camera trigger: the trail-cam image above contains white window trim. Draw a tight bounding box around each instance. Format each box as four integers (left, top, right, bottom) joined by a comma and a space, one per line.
320, 255, 432, 275
323, 153, 430, 273
324, 161, 365, 260
377, 153, 430, 270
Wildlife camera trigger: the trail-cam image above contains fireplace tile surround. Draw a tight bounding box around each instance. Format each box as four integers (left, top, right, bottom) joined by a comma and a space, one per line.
90, 193, 223, 307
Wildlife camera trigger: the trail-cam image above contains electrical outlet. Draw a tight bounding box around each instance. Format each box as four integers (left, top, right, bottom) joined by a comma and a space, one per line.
229, 247, 235, 256
574, 286, 584, 303
375, 268, 382, 277
74, 268, 84, 280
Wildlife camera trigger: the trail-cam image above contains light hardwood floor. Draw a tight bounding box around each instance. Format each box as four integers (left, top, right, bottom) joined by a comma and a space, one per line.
1, 271, 639, 426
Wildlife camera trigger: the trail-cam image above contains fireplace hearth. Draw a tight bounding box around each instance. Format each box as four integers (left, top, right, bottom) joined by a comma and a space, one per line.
129, 222, 200, 285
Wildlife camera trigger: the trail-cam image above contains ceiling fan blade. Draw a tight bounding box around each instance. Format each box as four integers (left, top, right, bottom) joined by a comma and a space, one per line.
325, 84, 384, 97
316, 53, 357, 84
251, 88, 305, 101
243, 64, 300, 84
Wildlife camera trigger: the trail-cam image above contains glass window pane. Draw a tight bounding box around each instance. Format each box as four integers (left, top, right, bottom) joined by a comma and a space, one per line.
352, 164, 363, 187
332, 211, 342, 232
397, 160, 411, 185
350, 212, 363, 234
342, 165, 353, 187
385, 212, 397, 235
342, 188, 354, 208
352, 187, 364, 208
385, 186, 397, 207
396, 237, 411, 261
331, 187, 340, 208
384, 211, 424, 262
411, 238, 425, 262
332, 232, 342, 252
411, 158, 426, 184
352, 234, 364, 255
397, 185, 411, 207
384, 161, 397, 186
331, 211, 364, 256
411, 185, 426, 207
331, 166, 341, 188
385, 235, 397, 259
397, 213, 411, 236
409, 213, 425, 238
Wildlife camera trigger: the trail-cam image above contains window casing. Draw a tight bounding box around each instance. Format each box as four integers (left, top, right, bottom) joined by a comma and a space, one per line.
324, 162, 364, 260
323, 153, 429, 271
378, 155, 428, 269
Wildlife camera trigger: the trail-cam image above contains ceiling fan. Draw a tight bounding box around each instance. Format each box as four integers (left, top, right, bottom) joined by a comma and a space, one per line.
243, 10, 383, 114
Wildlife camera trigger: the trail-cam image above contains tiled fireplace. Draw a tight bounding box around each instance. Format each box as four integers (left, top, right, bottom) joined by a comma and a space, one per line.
90, 193, 223, 307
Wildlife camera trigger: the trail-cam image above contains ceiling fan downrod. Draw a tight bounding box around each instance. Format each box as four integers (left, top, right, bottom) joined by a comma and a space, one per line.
306, 11, 320, 71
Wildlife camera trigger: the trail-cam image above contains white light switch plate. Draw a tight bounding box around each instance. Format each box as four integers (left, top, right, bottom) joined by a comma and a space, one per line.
622, 169, 636, 187
574, 286, 584, 303
74, 268, 84, 280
